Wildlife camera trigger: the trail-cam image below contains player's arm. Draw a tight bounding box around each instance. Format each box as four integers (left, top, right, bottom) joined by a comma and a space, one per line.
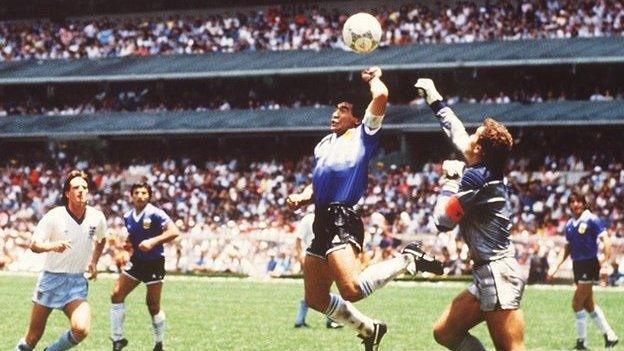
599, 231, 612, 266
547, 243, 571, 281
287, 184, 313, 211
139, 221, 180, 252
29, 213, 72, 254
361, 66, 388, 131
294, 237, 304, 264
414, 78, 471, 157
87, 213, 108, 280
432, 160, 466, 232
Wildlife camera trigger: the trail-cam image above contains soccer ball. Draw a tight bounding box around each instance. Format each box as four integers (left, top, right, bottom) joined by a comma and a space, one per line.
342, 13, 382, 54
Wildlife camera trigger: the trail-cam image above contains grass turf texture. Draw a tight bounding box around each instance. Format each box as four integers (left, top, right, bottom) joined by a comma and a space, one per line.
1, 274, 622, 350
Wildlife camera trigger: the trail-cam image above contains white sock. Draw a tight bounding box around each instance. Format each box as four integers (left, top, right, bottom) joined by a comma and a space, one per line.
454, 334, 486, 351
15, 338, 33, 351
589, 305, 617, 340
575, 310, 587, 340
152, 311, 166, 344
110, 303, 125, 342
325, 293, 375, 337
358, 254, 411, 297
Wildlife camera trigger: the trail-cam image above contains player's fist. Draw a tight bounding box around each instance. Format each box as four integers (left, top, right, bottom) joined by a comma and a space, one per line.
362, 66, 382, 83
138, 239, 155, 252
87, 262, 98, 281
546, 267, 557, 282
414, 78, 443, 105
52, 240, 72, 253
287, 194, 305, 211
442, 160, 465, 180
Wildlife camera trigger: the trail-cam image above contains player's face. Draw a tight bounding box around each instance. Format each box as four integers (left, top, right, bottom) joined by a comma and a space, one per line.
132, 187, 150, 209
464, 126, 484, 166
330, 102, 359, 135
65, 177, 89, 206
569, 198, 585, 217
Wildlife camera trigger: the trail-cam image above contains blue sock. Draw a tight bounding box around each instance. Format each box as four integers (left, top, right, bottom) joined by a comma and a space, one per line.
46, 330, 78, 351
295, 299, 308, 325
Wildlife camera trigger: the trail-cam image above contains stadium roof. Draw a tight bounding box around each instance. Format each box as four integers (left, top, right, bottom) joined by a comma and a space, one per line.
1, 38, 623, 84
1, 100, 623, 139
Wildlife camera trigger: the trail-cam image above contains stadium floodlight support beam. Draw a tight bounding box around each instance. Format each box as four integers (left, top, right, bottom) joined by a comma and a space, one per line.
0, 38, 623, 85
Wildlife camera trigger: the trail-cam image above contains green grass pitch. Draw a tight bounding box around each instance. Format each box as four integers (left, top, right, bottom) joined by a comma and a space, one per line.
1, 274, 622, 350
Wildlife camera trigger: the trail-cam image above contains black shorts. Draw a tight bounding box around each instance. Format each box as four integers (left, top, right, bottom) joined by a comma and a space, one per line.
572, 258, 600, 284
307, 203, 364, 259
123, 256, 166, 285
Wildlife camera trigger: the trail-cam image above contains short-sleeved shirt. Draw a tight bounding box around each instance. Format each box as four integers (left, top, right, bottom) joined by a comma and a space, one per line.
124, 203, 172, 261
32, 206, 107, 274
312, 116, 381, 207
565, 209, 606, 261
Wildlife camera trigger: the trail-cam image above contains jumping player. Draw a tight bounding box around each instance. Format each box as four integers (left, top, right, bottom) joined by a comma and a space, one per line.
110, 182, 180, 351
548, 191, 619, 350
415, 78, 526, 351
288, 67, 442, 351
15, 170, 107, 351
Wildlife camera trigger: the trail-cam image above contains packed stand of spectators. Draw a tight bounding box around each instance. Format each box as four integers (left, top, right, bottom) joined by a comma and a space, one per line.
1, 134, 623, 284
1, 85, 622, 117
1, 0, 624, 62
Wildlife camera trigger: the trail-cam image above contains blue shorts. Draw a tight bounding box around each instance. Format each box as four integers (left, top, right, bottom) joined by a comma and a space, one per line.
32, 271, 88, 309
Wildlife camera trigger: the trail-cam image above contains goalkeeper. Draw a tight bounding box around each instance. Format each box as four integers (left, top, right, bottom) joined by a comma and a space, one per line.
415, 79, 527, 351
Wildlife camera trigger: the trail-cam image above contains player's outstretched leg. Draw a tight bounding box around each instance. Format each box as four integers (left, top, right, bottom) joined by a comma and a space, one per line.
402, 242, 444, 275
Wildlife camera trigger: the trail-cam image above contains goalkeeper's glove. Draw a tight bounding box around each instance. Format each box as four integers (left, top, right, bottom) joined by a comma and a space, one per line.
441, 160, 465, 193
414, 78, 443, 106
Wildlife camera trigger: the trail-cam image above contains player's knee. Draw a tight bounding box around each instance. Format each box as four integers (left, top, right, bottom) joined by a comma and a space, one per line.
71, 325, 89, 342
110, 288, 125, 303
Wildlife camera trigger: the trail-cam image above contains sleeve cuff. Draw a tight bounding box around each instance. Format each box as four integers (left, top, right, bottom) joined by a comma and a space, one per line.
429, 100, 446, 114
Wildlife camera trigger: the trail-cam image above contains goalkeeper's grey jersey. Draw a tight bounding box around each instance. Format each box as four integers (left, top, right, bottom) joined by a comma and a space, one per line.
456, 166, 515, 262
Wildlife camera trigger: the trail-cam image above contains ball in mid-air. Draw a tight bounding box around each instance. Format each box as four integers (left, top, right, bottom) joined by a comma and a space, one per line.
342, 12, 382, 54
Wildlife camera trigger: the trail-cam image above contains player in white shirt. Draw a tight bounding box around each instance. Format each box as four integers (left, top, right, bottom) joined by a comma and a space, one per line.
293, 213, 342, 329
15, 170, 107, 351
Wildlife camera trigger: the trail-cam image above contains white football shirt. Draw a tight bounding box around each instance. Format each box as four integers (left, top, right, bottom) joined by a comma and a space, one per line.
296, 213, 315, 249
32, 206, 107, 274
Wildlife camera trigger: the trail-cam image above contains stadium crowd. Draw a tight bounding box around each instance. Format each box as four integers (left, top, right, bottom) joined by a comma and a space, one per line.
0, 0, 623, 62
0, 86, 621, 117
0, 138, 622, 284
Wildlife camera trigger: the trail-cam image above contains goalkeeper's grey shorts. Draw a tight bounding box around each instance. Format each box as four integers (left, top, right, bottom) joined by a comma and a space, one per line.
467, 256, 526, 312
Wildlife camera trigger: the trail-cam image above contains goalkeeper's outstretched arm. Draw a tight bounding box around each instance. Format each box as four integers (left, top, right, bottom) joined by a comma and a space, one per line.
414, 79, 470, 157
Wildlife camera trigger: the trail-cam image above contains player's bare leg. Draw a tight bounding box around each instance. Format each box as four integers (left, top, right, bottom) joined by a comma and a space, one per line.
43, 300, 90, 350
64, 300, 91, 342
21, 303, 53, 349
111, 274, 141, 304
146, 282, 165, 351
484, 309, 526, 351
303, 254, 333, 312
327, 245, 364, 302
433, 290, 485, 351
